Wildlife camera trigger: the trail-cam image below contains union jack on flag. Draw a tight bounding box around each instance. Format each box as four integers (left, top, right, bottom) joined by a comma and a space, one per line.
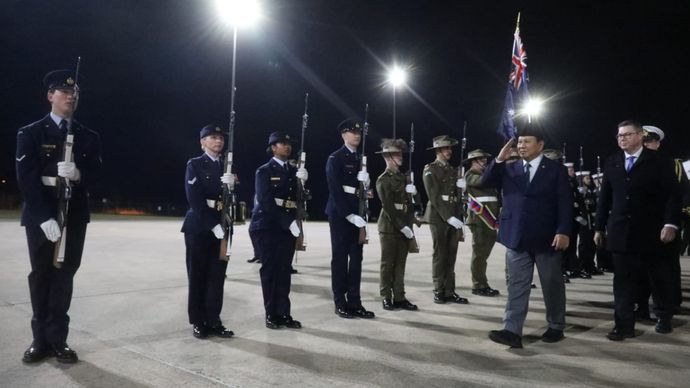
498, 18, 531, 140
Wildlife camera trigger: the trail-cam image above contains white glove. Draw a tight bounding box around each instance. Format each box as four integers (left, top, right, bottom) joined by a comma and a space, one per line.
346, 214, 367, 228
57, 161, 80, 181
220, 173, 235, 188
296, 167, 309, 181
211, 224, 225, 239
357, 171, 369, 183
289, 220, 301, 237
575, 216, 588, 226
456, 178, 466, 190
400, 226, 414, 239
447, 216, 464, 229
40, 218, 61, 242
577, 186, 587, 195
405, 184, 417, 194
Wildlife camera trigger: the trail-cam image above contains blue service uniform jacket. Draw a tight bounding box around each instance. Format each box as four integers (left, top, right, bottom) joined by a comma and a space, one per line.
325, 145, 360, 219
595, 148, 681, 253
482, 157, 573, 253
249, 159, 298, 232
181, 153, 223, 234
16, 114, 102, 227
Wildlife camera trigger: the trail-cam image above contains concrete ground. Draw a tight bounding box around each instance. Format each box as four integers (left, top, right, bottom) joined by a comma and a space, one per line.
1, 216, 689, 387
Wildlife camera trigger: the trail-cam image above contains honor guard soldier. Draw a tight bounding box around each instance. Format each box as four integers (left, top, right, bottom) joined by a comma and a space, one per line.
575, 171, 602, 275
249, 132, 307, 329
462, 149, 500, 297
16, 69, 102, 363
563, 162, 590, 280
325, 120, 375, 319
375, 139, 419, 311
181, 125, 234, 340
422, 135, 469, 305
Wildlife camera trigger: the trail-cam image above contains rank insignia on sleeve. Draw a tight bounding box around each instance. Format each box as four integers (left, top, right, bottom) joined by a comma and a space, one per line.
187, 177, 197, 185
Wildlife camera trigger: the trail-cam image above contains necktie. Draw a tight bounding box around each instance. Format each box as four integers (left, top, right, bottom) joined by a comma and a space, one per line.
524, 162, 531, 185
625, 156, 635, 172
59, 119, 68, 134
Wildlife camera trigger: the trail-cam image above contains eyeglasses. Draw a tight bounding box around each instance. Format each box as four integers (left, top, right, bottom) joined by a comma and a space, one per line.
615, 132, 639, 139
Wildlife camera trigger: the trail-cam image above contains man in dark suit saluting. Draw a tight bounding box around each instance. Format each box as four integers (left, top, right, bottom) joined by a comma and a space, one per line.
482, 123, 572, 348
594, 120, 681, 340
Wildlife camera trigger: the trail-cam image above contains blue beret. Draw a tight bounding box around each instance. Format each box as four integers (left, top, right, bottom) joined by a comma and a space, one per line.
43, 69, 80, 90
200, 125, 224, 139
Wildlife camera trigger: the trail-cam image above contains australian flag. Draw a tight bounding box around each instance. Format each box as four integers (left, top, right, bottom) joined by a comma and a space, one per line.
498, 22, 530, 140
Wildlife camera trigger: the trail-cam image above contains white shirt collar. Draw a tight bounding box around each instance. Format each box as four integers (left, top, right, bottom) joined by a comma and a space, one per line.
272, 157, 287, 167
624, 147, 643, 159
344, 144, 357, 154
522, 153, 544, 169
50, 112, 70, 127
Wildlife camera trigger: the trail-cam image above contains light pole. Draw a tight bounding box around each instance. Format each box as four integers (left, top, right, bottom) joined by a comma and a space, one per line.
387, 65, 407, 139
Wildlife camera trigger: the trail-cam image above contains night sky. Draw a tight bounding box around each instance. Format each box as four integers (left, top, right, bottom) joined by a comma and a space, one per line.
2, 0, 688, 219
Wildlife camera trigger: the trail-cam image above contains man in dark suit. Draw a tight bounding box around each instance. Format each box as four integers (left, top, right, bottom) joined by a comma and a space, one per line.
16, 69, 102, 363
594, 120, 681, 340
249, 131, 307, 329
482, 123, 572, 348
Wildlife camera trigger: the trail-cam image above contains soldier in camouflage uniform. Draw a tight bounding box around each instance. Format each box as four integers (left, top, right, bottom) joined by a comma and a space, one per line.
422, 135, 469, 304
375, 139, 419, 311
462, 149, 500, 297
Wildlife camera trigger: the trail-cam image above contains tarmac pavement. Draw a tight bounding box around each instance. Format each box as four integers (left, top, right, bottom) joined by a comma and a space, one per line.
1, 216, 689, 387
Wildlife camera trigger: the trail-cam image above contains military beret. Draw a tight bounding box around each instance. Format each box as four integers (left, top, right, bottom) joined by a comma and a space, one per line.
43, 69, 80, 91
337, 119, 363, 134
200, 125, 224, 139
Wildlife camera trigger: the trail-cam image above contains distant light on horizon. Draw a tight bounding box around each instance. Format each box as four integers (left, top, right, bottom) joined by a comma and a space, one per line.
387, 66, 407, 88
216, 0, 261, 27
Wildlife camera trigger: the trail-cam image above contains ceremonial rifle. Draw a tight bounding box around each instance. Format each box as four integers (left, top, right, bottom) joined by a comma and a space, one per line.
295, 93, 310, 251
219, 88, 240, 260
407, 123, 420, 253
357, 104, 370, 244
455, 121, 467, 242
53, 56, 81, 269
562, 142, 567, 165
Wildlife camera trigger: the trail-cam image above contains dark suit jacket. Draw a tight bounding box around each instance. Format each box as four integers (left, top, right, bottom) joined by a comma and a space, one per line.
325, 145, 361, 219
16, 114, 102, 227
482, 156, 572, 253
595, 148, 681, 253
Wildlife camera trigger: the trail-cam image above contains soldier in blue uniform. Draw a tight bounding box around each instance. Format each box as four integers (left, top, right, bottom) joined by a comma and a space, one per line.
325, 120, 376, 319
249, 132, 308, 329
181, 125, 234, 339
16, 69, 102, 363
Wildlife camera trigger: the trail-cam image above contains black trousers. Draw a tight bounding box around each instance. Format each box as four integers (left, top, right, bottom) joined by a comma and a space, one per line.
184, 232, 227, 326
578, 226, 597, 272
613, 252, 673, 329
637, 238, 683, 309
253, 229, 296, 317
564, 222, 581, 272
26, 222, 87, 346
328, 217, 363, 308
249, 229, 260, 258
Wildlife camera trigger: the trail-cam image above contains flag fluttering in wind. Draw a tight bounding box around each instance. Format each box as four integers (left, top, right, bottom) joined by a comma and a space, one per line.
498, 13, 530, 140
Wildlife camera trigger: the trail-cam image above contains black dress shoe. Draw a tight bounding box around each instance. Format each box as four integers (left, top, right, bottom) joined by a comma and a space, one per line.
22, 341, 49, 363
192, 324, 208, 339
290, 267, 298, 274
279, 315, 302, 329
488, 329, 523, 348
562, 274, 570, 284
395, 300, 418, 311
541, 328, 565, 343
247, 257, 261, 263
447, 293, 469, 304
606, 327, 635, 341
335, 306, 354, 319
382, 298, 395, 310
472, 287, 500, 297
208, 324, 234, 338
266, 315, 281, 329
578, 271, 592, 279
531, 283, 537, 289
588, 268, 605, 275
655, 318, 672, 334
52, 343, 78, 363
433, 293, 446, 304
350, 305, 375, 319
